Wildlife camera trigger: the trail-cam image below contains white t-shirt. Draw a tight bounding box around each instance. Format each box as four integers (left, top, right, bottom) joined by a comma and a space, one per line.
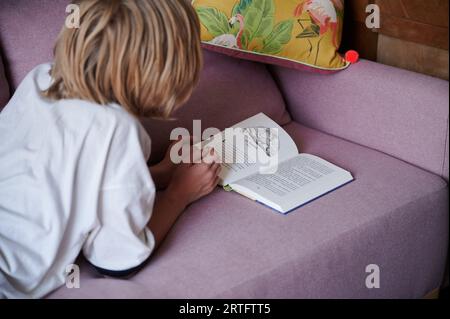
0, 64, 156, 298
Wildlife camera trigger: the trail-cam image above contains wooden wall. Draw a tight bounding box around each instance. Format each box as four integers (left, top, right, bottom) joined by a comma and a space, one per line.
341, 0, 449, 80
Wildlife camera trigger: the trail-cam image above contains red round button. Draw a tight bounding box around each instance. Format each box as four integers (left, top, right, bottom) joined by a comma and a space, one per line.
345, 50, 360, 64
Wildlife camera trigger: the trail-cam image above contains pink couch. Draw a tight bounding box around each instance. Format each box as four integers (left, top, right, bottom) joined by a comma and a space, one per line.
0, 1, 448, 298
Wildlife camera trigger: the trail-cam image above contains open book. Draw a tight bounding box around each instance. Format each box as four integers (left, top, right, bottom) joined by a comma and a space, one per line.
200, 113, 354, 214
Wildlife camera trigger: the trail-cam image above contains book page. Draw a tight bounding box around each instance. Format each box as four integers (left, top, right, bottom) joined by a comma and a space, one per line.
201, 113, 299, 185
230, 154, 353, 213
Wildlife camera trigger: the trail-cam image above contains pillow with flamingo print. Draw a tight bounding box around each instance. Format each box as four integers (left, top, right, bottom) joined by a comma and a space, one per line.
192, 0, 350, 72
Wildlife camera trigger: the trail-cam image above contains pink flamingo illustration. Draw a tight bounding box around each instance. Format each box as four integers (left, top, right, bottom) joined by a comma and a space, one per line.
208, 14, 245, 49
294, 0, 343, 49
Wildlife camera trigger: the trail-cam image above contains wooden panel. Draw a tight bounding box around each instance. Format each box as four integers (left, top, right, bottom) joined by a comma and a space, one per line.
375, 0, 449, 50
346, 0, 371, 23
341, 0, 449, 79
377, 0, 406, 17
377, 0, 449, 27
341, 0, 378, 61
341, 20, 378, 61
377, 35, 449, 80
379, 15, 449, 50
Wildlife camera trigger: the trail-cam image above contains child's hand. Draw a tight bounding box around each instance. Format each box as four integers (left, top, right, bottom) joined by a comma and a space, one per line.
150, 137, 190, 190
161, 138, 184, 170
167, 149, 221, 207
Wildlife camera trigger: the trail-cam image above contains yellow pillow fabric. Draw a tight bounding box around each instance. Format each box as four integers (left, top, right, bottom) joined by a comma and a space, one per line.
192, 0, 349, 72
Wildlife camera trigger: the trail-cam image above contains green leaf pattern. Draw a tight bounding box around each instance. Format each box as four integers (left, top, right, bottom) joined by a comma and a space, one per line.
197, 0, 293, 55
263, 20, 294, 54
232, 0, 252, 16
196, 7, 231, 37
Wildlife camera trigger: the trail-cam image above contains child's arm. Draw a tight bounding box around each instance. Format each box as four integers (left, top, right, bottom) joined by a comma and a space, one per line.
149, 138, 191, 190
150, 162, 173, 190
148, 152, 220, 249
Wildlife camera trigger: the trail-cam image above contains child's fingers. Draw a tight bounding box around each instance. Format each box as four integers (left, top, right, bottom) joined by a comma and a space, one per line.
202, 176, 220, 194
210, 176, 221, 190
201, 146, 212, 160
198, 163, 219, 184
214, 163, 221, 176
208, 163, 220, 177
203, 147, 220, 165
210, 175, 220, 188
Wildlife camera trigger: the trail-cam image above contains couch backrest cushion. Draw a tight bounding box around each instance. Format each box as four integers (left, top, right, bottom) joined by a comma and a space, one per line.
0, 53, 9, 109
143, 50, 291, 163
0, 0, 70, 89
270, 60, 450, 181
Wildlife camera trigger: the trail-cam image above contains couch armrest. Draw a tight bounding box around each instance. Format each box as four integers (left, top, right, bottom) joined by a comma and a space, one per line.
270, 60, 449, 182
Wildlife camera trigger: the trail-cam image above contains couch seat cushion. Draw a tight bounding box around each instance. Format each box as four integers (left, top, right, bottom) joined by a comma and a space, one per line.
48, 122, 448, 299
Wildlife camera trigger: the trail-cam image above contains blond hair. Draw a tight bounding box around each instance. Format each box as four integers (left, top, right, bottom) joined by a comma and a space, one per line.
43, 0, 202, 118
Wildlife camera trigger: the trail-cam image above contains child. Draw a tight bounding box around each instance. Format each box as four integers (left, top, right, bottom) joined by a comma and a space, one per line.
0, 0, 220, 298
